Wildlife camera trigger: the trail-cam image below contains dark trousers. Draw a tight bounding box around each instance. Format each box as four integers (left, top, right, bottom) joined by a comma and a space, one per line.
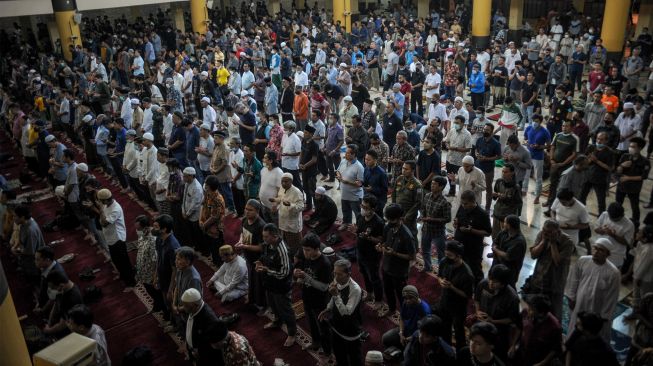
109, 156, 128, 188
317, 150, 328, 177
382, 272, 407, 313
383, 74, 396, 92
144, 283, 166, 312
579, 182, 608, 214
616, 189, 641, 225
438, 305, 467, 349
410, 89, 423, 116
282, 168, 303, 193
129, 176, 148, 203
358, 256, 383, 302
545, 163, 570, 206
326, 153, 341, 179
232, 186, 245, 216
217, 182, 235, 211
463, 243, 484, 284
332, 334, 362, 366
183, 219, 205, 254
302, 172, 317, 210
266, 290, 297, 336
446, 161, 461, 195
304, 299, 331, 353
247, 261, 267, 308
108, 240, 136, 287
205, 231, 224, 266
471, 92, 484, 110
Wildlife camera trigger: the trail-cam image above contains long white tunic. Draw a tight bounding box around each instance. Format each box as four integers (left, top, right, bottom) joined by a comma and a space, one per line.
276, 185, 304, 233
564, 256, 620, 342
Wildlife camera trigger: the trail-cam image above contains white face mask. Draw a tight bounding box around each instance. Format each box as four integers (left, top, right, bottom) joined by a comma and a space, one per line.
629, 147, 638, 155
47, 288, 60, 300
455, 124, 463, 131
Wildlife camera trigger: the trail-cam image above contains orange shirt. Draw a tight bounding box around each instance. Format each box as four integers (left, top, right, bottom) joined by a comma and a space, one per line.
601, 94, 619, 113
293, 93, 309, 120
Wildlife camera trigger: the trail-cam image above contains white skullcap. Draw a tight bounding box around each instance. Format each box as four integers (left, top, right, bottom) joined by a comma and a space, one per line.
454, 96, 464, 103
623, 102, 634, 109
343, 96, 352, 102
142, 133, 154, 141
241, 90, 249, 96
365, 351, 384, 364
462, 155, 474, 165
130, 98, 140, 105
201, 97, 211, 103
181, 288, 202, 303
200, 123, 211, 130
45, 135, 56, 143
315, 186, 326, 195
281, 172, 294, 180
281, 42, 286, 47
183, 167, 196, 175
55, 185, 65, 198
200, 71, 209, 77
594, 237, 613, 254
82, 115, 93, 123
340, 62, 348, 68
296, 131, 304, 139
76, 163, 89, 172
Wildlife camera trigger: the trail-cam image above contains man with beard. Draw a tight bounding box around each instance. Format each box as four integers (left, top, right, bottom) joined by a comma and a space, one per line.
305, 187, 338, 234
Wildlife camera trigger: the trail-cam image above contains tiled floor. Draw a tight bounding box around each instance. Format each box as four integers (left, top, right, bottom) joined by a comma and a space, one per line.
318, 119, 652, 360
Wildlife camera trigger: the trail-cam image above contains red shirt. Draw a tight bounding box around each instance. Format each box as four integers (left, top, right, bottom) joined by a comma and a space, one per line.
588, 70, 605, 92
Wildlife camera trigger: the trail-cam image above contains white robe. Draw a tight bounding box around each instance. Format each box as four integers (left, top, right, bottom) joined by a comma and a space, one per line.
564, 256, 620, 342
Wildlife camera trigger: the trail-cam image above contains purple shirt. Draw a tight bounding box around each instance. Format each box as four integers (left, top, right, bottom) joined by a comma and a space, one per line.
325, 123, 344, 152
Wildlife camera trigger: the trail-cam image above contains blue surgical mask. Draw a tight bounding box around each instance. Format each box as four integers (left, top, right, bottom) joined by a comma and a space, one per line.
596, 143, 605, 149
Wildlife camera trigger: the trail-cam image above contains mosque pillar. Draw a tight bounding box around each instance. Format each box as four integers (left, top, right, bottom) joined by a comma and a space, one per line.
471, 0, 491, 50
572, 0, 585, 12
600, 0, 631, 60
52, 0, 82, 62
190, 0, 209, 35
507, 0, 524, 44
417, 0, 429, 19
636, 0, 653, 37
333, 0, 352, 33
0, 261, 31, 366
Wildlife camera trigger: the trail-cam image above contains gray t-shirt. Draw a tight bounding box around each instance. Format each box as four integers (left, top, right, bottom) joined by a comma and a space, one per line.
527, 41, 540, 61
386, 52, 399, 75
64, 163, 79, 203
20, 218, 45, 255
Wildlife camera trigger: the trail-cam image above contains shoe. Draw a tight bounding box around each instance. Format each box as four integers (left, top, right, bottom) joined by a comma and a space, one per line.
284, 336, 296, 347
542, 201, 549, 207
644, 203, 653, 209
302, 343, 320, 351
533, 198, 540, 204
219, 313, 240, 326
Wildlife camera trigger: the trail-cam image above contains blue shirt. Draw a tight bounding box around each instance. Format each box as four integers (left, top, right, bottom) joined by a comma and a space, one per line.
474, 136, 501, 173
185, 126, 200, 161
468, 71, 485, 94
114, 128, 127, 154
363, 165, 389, 201
401, 300, 431, 336
525, 125, 551, 160
393, 92, 405, 120
169, 125, 187, 155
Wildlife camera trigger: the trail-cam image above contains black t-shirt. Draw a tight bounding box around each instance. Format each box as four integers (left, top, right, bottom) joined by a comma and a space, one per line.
241, 216, 266, 263
456, 347, 506, 366
618, 154, 651, 193
589, 147, 615, 184
381, 224, 416, 278
416, 149, 441, 181
438, 258, 474, 309
521, 82, 538, 103
356, 214, 385, 261
52, 285, 84, 325
564, 330, 620, 366
295, 254, 333, 308
492, 66, 508, 87
454, 205, 491, 250
239, 111, 257, 145
300, 140, 320, 176
605, 74, 626, 97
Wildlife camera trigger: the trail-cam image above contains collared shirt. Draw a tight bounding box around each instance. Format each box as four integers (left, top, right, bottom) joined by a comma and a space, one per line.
325, 123, 344, 153
182, 178, 204, 221
135, 233, 157, 285
443, 129, 472, 165
281, 133, 301, 170
276, 185, 304, 233
474, 137, 501, 173
102, 200, 126, 245
199, 189, 225, 234
421, 192, 451, 234
19, 218, 45, 255
337, 159, 365, 201
391, 142, 416, 177
64, 162, 79, 202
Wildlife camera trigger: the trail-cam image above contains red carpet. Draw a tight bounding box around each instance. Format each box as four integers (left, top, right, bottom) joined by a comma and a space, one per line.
1, 129, 446, 365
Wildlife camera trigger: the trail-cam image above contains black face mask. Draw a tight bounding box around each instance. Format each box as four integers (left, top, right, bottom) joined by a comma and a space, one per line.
151, 229, 162, 237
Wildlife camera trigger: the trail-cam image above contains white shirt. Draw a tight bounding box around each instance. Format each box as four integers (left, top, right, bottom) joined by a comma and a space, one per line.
203, 105, 217, 128
276, 185, 304, 233
155, 162, 169, 201
141, 145, 159, 185
294, 71, 309, 88
173, 73, 184, 93
281, 133, 302, 170
428, 102, 448, 126
426, 34, 439, 52
163, 113, 173, 142
141, 106, 153, 133
102, 200, 126, 245
476, 51, 491, 73
198, 136, 215, 171
120, 99, 133, 129
551, 198, 589, 245
260, 167, 283, 209
302, 38, 312, 56
455, 166, 486, 204
448, 107, 470, 125
209, 256, 248, 293
596, 212, 635, 268
229, 148, 245, 190
615, 112, 642, 150
424, 72, 442, 99
183, 69, 194, 94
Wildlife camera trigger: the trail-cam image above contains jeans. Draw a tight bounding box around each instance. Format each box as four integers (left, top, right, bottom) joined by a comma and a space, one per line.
532, 159, 544, 197
444, 85, 456, 101
521, 104, 534, 128
341, 199, 361, 224
420, 231, 446, 271
546, 163, 570, 206
616, 189, 641, 225
471, 92, 484, 110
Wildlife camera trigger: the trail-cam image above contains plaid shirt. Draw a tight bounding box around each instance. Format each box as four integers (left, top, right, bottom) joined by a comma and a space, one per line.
421, 192, 451, 234
370, 140, 389, 170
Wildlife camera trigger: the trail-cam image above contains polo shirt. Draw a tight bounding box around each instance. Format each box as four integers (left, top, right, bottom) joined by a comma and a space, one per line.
474, 136, 501, 173
337, 159, 364, 201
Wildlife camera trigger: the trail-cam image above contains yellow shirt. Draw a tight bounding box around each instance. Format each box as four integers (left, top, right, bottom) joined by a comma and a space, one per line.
34, 96, 45, 112
217, 67, 230, 86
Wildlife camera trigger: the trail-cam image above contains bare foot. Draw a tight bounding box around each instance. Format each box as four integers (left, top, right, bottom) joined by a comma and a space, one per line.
284, 336, 296, 347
